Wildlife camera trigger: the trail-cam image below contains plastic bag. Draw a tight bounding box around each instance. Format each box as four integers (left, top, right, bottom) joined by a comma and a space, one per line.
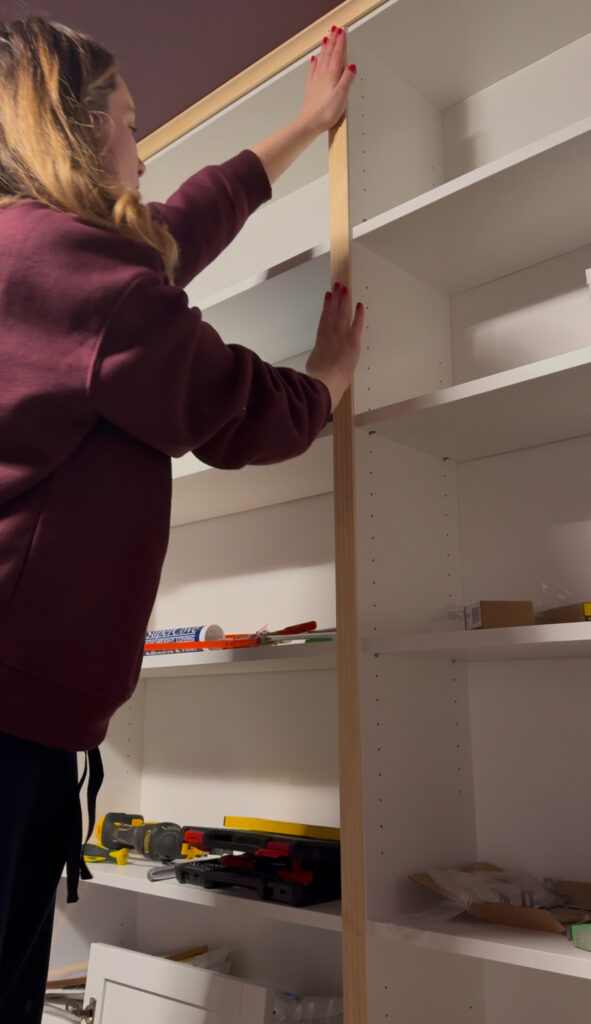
535, 581, 572, 615
426, 603, 465, 632
421, 867, 560, 910
192, 946, 235, 974
274, 992, 343, 1022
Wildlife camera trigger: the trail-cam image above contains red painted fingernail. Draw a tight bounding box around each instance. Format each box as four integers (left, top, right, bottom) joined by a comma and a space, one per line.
356, 302, 364, 310
337, 28, 343, 35
324, 291, 331, 302
348, 63, 357, 72
341, 286, 348, 295
311, 54, 316, 62
322, 36, 328, 44
334, 282, 341, 291
331, 25, 337, 32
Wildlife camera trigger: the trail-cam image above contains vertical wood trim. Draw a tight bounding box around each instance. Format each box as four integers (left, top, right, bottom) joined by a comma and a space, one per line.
329, 97, 369, 1024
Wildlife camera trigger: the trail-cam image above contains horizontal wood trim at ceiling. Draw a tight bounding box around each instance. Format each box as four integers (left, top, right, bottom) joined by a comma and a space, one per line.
138, 0, 384, 160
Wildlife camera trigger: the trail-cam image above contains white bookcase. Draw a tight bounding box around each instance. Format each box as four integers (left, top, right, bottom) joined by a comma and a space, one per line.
346, 1, 591, 1022
46, 1, 591, 1021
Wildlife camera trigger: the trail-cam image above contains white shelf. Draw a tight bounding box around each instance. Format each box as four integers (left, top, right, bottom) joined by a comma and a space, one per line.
201, 245, 328, 366
170, 240, 331, 526
351, 0, 591, 110
199, 243, 329, 318
141, 641, 337, 678
365, 623, 591, 661
372, 916, 591, 981
79, 862, 342, 933
170, 432, 333, 527
353, 118, 591, 293
356, 346, 591, 462
186, 175, 329, 312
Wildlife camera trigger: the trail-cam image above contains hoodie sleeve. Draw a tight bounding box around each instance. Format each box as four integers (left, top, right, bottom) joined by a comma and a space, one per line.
147, 150, 272, 289
89, 269, 331, 469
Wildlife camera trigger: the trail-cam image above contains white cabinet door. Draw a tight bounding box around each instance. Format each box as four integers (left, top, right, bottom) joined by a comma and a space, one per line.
85, 944, 273, 1024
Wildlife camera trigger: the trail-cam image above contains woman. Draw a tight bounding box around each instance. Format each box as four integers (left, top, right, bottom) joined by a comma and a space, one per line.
0, 14, 362, 1022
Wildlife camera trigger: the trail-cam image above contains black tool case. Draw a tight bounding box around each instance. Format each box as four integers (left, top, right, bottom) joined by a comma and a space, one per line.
175, 858, 341, 906
176, 827, 341, 906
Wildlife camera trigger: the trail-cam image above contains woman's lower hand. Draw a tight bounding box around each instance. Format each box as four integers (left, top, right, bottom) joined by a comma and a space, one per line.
306, 283, 364, 412
297, 26, 357, 137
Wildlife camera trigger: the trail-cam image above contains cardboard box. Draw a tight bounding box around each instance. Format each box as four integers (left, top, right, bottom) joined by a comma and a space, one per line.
465, 601, 534, 630
411, 864, 591, 934
535, 602, 591, 625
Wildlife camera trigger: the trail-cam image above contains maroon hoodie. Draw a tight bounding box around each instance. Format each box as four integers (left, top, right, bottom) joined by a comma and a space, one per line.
0, 150, 330, 751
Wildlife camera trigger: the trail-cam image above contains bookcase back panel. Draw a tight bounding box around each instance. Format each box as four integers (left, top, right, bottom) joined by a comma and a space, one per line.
150, 494, 336, 635
140, 668, 339, 828
368, 937, 591, 1023
458, 434, 591, 607
451, 245, 591, 384
470, 659, 591, 881
50, 884, 137, 977
355, 433, 463, 636
361, 654, 475, 920
139, 494, 338, 828
88, 691, 145, 861
136, 899, 342, 996
442, 33, 591, 179
483, 958, 591, 1022
367, 933, 486, 1023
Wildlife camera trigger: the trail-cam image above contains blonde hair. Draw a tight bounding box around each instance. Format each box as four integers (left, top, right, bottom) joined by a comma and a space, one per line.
0, 16, 178, 282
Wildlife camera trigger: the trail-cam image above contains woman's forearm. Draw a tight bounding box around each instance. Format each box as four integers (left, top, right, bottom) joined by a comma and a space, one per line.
251, 27, 356, 188
251, 115, 321, 186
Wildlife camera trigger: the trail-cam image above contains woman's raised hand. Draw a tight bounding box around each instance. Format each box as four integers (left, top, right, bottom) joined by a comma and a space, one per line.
297, 26, 356, 135
251, 26, 357, 184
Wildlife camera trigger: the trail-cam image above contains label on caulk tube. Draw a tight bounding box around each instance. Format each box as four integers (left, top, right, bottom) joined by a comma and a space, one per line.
144, 624, 225, 654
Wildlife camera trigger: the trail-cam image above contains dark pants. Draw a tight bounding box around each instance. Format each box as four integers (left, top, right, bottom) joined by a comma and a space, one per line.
0, 731, 79, 1023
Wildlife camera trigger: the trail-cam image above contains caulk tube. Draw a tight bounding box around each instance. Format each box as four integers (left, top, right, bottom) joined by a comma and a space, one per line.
146, 625, 224, 643
144, 625, 224, 655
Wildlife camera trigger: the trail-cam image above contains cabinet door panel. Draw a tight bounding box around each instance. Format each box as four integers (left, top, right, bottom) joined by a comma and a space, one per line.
86, 943, 272, 1023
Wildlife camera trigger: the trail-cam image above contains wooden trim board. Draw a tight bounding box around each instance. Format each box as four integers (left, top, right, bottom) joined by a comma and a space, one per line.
330, 62, 369, 1024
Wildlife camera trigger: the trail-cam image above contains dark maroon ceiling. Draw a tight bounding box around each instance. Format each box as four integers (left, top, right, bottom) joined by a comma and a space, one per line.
0, 0, 343, 138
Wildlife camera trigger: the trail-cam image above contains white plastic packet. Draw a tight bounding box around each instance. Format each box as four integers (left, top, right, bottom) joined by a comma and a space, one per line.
274, 992, 343, 1022
422, 867, 560, 910
192, 946, 235, 974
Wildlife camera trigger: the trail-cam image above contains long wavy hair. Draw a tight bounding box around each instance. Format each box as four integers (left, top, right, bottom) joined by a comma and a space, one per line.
0, 16, 178, 282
